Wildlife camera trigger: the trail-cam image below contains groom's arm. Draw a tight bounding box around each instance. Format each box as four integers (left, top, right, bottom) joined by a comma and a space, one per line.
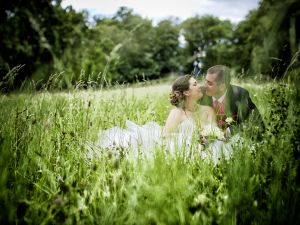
238, 88, 265, 130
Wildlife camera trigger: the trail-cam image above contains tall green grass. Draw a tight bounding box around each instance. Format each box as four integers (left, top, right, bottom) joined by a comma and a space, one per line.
0, 78, 299, 224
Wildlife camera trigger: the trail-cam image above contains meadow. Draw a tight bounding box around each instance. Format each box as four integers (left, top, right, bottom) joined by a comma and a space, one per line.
0, 77, 299, 225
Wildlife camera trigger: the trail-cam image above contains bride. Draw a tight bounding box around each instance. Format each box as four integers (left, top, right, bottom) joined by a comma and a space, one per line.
163, 74, 215, 135
95, 75, 232, 164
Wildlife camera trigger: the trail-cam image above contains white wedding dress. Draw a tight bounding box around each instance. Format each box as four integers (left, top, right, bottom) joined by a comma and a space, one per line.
90, 119, 234, 165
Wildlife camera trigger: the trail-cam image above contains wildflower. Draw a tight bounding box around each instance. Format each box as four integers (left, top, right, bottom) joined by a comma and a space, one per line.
54, 195, 63, 206
225, 117, 233, 124
78, 196, 87, 211
103, 186, 110, 199
194, 193, 208, 206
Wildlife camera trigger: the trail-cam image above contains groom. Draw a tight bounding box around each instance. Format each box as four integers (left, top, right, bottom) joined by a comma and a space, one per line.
200, 65, 264, 133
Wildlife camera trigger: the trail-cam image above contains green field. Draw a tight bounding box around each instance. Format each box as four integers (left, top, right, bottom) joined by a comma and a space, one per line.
0, 80, 299, 224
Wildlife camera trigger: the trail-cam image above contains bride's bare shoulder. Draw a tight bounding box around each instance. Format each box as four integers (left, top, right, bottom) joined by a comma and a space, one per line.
170, 107, 183, 114
168, 107, 185, 118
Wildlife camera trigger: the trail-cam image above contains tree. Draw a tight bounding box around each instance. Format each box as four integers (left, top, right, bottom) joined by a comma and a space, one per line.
0, 0, 88, 90
153, 19, 180, 74
232, 0, 300, 77
181, 15, 234, 72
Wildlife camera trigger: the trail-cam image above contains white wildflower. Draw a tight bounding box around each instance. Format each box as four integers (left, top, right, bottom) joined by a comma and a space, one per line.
225, 117, 233, 124
103, 185, 111, 199
78, 196, 87, 211
194, 193, 208, 205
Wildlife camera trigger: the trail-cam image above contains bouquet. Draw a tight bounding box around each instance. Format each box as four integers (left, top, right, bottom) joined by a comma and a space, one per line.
200, 125, 225, 146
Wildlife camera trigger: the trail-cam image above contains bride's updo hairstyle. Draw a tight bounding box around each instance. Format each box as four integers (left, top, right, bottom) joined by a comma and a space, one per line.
170, 75, 192, 107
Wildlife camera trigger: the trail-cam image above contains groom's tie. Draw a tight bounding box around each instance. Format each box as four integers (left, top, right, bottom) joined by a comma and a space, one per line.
213, 100, 225, 115
213, 100, 226, 129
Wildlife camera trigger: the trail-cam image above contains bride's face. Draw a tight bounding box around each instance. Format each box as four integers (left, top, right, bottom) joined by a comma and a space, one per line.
186, 77, 202, 100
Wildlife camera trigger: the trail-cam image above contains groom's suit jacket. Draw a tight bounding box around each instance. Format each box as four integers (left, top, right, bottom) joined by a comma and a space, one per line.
200, 85, 264, 129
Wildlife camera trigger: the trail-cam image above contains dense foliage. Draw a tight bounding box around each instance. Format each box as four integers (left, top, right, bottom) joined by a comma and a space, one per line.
0, 0, 299, 91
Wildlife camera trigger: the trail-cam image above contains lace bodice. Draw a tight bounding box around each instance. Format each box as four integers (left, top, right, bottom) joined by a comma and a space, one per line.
178, 118, 197, 136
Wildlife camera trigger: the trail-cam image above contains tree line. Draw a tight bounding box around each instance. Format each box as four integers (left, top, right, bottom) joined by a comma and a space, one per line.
0, 0, 299, 91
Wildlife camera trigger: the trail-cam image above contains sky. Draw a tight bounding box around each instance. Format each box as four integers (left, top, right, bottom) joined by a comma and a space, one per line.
61, 0, 261, 24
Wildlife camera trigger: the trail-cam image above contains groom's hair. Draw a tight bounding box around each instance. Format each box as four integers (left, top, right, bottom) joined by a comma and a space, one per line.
207, 65, 231, 87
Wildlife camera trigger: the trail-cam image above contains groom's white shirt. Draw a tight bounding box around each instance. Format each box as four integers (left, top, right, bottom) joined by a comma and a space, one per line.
212, 90, 227, 103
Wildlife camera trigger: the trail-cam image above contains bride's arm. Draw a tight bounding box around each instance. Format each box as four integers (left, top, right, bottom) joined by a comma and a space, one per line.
162, 108, 182, 136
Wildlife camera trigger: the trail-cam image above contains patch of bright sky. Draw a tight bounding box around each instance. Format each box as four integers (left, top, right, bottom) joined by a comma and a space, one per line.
61, 0, 260, 25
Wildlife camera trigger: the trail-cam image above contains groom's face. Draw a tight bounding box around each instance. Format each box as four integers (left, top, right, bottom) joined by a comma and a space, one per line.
205, 73, 220, 97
